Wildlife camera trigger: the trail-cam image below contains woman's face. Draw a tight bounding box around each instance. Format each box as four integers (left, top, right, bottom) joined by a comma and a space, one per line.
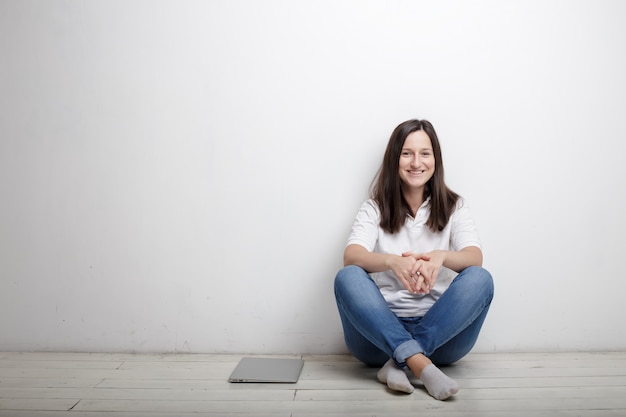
398, 130, 435, 191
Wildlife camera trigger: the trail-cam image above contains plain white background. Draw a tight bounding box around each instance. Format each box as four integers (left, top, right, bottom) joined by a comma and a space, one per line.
1, 0, 625, 354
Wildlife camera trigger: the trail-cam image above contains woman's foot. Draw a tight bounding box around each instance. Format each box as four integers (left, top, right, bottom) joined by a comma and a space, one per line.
376, 359, 414, 393
407, 354, 458, 400
419, 364, 459, 400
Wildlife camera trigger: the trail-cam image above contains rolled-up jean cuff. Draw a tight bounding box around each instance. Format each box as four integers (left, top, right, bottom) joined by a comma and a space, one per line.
393, 339, 423, 368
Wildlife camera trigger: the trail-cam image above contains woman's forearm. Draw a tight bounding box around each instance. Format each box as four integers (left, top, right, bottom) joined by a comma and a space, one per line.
438, 246, 483, 272
344, 244, 395, 272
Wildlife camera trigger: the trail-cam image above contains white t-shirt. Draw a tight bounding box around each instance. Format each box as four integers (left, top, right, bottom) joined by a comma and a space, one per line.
346, 197, 482, 317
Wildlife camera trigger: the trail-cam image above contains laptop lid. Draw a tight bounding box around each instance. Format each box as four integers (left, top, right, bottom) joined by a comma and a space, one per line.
228, 357, 304, 383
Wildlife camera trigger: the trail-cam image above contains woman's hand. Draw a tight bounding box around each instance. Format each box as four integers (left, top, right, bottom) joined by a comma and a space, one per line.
343, 244, 431, 294
388, 253, 432, 294
402, 250, 445, 293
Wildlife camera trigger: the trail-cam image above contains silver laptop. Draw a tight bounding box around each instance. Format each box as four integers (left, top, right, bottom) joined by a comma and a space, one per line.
228, 357, 304, 383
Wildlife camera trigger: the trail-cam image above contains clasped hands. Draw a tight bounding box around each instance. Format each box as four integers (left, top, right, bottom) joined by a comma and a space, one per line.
391, 251, 443, 295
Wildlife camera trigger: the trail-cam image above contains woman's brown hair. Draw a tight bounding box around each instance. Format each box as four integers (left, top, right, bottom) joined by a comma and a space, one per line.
371, 119, 460, 234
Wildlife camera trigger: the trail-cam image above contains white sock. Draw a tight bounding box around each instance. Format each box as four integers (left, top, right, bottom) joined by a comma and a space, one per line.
376, 359, 414, 394
419, 364, 459, 400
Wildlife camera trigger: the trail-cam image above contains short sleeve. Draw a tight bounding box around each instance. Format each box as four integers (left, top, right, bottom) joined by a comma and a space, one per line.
449, 199, 482, 251
346, 199, 380, 252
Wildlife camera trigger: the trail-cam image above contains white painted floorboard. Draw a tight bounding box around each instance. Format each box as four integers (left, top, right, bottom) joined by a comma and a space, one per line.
1, 351, 625, 416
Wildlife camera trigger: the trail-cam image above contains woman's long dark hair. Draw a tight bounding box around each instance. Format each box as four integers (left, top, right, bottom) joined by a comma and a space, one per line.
371, 119, 459, 234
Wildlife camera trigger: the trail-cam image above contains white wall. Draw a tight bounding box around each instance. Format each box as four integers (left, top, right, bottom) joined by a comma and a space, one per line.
1, 0, 625, 354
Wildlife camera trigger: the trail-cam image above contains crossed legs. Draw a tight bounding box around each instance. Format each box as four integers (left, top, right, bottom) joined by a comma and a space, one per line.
334, 265, 494, 399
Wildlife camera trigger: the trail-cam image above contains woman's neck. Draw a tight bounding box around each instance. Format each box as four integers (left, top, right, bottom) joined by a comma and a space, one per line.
403, 187, 425, 216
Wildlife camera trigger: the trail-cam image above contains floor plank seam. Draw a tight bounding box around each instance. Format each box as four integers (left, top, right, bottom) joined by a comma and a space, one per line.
67, 399, 80, 411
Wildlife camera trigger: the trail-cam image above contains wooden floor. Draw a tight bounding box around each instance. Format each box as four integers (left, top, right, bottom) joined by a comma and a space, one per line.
1, 351, 625, 416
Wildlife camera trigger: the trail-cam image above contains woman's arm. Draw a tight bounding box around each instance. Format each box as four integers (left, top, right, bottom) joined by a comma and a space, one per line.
429, 246, 483, 272
344, 244, 395, 272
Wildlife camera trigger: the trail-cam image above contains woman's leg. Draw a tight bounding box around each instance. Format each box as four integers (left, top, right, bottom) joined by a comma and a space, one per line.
399, 266, 493, 399
334, 265, 421, 368
334, 265, 419, 393
409, 266, 494, 366
429, 304, 491, 366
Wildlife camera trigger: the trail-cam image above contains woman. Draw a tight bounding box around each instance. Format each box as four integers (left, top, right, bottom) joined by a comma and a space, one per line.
334, 119, 494, 400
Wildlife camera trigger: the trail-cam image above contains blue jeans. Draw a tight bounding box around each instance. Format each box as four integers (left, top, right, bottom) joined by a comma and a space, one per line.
334, 265, 494, 368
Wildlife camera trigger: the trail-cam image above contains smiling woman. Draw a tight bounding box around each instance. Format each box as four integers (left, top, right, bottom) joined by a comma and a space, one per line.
334, 119, 494, 400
